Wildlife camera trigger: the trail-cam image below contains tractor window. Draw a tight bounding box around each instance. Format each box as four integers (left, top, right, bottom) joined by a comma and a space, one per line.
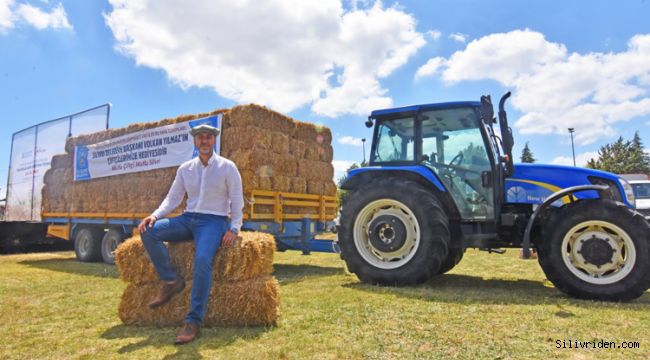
420, 108, 494, 220
372, 117, 415, 163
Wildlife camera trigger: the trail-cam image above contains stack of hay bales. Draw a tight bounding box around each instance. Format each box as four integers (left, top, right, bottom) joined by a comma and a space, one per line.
41, 105, 336, 218
115, 232, 279, 327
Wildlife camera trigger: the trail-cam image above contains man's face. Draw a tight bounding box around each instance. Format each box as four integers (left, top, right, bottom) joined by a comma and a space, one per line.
194, 132, 216, 155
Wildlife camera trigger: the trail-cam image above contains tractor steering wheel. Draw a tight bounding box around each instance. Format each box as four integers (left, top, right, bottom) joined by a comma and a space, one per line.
449, 152, 464, 167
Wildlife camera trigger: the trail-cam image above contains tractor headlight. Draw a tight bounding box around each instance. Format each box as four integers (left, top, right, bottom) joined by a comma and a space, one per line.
618, 178, 636, 207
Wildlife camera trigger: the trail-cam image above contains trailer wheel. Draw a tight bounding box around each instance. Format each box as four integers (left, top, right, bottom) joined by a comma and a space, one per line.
339, 177, 450, 286
101, 229, 125, 264
74, 227, 103, 262
437, 247, 465, 274
538, 200, 650, 301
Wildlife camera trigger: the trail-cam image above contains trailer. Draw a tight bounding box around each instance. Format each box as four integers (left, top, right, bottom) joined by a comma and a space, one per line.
33, 104, 340, 263
43, 189, 339, 263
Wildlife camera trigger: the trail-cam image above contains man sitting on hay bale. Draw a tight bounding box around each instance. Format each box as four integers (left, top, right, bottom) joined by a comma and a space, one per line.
137, 123, 243, 345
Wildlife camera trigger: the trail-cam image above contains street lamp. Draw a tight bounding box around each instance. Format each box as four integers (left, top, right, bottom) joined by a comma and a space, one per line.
362, 138, 366, 165
568, 128, 576, 166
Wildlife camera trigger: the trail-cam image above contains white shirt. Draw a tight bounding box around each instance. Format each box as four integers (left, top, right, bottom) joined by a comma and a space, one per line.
152, 152, 244, 232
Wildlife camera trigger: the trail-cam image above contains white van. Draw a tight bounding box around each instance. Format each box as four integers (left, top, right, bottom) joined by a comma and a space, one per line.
630, 180, 650, 220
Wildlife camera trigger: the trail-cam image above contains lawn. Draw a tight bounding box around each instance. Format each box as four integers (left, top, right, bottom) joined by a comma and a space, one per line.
1, 247, 649, 359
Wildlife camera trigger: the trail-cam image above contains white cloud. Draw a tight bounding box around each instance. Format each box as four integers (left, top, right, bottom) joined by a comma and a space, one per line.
338, 135, 364, 146
449, 32, 467, 43
427, 29, 441, 40
17, 2, 71, 30
417, 29, 650, 145
105, 0, 425, 117
551, 151, 599, 167
0, 1, 72, 33
414, 57, 445, 80
332, 159, 356, 180
0, 0, 15, 33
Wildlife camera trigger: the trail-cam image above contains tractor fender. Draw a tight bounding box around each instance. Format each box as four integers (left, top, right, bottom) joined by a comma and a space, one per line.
521, 184, 609, 258
340, 166, 461, 226
341, 165, 445, 192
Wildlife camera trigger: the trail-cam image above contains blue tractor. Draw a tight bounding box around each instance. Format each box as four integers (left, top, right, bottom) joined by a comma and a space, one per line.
338, 92, 650, 301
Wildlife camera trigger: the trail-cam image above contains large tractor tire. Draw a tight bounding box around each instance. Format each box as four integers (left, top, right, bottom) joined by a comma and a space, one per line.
538, 200, 650, 301
339, 178, 450, 286
437, 247, 465, 275
74, 227, 103, 262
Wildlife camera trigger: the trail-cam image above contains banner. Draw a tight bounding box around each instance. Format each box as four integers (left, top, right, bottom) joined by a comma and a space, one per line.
5, 104, 110, 221
74, 115, 220, 181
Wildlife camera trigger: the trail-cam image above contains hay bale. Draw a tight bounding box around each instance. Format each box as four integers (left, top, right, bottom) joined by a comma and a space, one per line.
230, 150, 298, 178
47, 104, 336, 218
169, 232, 276, 282
114, 236, 159, 284
116, 232, 276, 284
119, 283, 188, 326
226, 104, 295, 134
319, 145, 334, 163
50, 154, 73, 169
289, 139, 307, 159
118, 276, 280, 327
293, 121, 332, 144
307, 181, 326, 195
290, 177, 307, 194
297, 160, 334, 181
271, 176, 292, 193
204, 276, 280, 326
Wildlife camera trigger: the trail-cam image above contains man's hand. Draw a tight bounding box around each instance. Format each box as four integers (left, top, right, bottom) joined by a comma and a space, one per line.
222, 230, 238, 247
138, 215, 157, 234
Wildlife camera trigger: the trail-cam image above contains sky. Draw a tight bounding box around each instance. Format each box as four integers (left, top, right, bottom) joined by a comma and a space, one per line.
2, 0, 650, 200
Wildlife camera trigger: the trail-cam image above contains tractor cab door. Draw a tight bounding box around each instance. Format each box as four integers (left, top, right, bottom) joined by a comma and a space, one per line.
419, 107, 496, 221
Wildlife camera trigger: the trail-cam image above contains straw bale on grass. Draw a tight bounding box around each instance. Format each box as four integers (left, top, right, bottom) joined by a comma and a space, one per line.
168, 232, 276, 282
114, 236, 159, 284
118, 276, 279, 327
116, 231, 279, 328
116, 232, 276, 284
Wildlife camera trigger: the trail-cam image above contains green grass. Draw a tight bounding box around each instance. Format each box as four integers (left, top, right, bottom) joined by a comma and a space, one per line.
1, 249, 650, 359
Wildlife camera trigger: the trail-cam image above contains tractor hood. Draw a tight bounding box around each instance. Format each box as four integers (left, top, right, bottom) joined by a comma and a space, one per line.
505, 163, 632, 207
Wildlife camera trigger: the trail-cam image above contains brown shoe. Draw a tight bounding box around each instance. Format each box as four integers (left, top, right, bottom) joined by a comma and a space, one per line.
148, 278, 185, 308
175, 322, 200, 345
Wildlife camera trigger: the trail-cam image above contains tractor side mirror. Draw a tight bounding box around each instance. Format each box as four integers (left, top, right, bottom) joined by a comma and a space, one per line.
480, 95, 494, 125
365, 117, 374, 128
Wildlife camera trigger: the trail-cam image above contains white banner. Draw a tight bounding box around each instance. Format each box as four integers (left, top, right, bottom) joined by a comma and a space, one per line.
74, 115, 220, 181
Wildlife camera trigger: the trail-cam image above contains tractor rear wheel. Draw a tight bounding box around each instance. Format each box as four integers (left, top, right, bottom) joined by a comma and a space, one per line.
538, 200, 650, 301
437, 247, 465, 274
339, 178, 450, 285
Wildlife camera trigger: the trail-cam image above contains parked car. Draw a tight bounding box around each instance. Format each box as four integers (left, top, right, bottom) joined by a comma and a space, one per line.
630, 179, 650, 220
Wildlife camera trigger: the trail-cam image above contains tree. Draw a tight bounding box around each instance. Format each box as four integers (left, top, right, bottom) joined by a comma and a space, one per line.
586, 132, 650, 174
337, 162, 361, 206
520, 142, 535, 163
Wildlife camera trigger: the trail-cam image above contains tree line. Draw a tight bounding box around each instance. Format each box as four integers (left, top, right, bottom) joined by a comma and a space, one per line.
521, 132, 649, 175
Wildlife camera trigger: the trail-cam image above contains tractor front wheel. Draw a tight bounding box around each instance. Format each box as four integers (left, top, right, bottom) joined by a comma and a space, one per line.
339, 178, 450, 286
538, 200, 650, 301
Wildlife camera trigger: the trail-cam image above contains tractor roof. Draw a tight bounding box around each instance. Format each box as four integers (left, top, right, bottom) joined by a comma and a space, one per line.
370, 101, 480, 119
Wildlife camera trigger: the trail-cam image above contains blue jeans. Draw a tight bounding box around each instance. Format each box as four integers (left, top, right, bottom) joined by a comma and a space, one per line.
141, 212, 229, 325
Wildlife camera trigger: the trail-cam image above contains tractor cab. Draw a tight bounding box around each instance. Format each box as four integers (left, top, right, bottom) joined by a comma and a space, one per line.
365, 94, 513, 222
